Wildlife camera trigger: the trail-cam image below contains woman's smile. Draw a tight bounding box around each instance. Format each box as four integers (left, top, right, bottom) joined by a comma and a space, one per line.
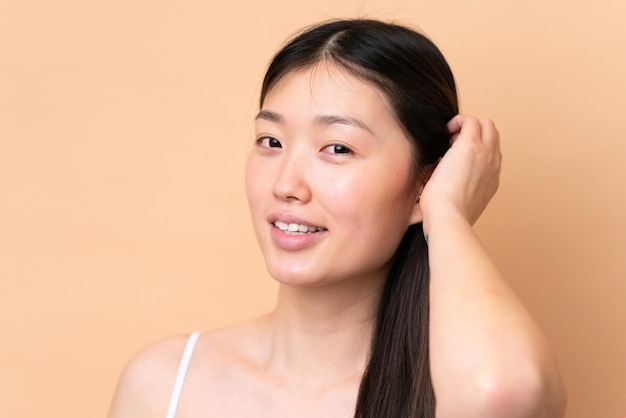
273, 221, 325, 234
268, 213, 329, 251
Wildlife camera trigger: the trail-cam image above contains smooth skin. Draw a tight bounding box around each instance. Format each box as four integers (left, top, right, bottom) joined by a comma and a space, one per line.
108, 66, 566, 418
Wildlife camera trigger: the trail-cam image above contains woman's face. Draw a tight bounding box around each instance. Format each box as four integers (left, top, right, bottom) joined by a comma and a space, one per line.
245, 64, 422, 287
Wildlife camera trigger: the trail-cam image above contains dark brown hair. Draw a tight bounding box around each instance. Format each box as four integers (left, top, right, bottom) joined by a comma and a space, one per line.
260, 19, 458, 418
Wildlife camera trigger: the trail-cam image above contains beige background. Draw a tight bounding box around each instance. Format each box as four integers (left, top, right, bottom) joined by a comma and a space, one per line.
1, 0, 624, 417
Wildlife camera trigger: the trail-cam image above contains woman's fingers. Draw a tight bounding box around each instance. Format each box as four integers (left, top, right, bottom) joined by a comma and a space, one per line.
421, 114, 502, 226
447, 114, 481, 142
448, 115, 499, 150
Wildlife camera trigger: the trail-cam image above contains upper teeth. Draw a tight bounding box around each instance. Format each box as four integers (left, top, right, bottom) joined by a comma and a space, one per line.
274, 220, 324, 233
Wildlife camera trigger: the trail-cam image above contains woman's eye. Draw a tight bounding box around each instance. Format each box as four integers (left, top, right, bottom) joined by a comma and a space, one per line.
257, 137, 282, 148
322, 144, 353, 154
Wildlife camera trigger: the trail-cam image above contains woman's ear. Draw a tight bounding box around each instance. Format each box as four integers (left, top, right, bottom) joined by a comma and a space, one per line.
408, 163, 436, 226
409, 187, 424, 225
408, 183, 424, 225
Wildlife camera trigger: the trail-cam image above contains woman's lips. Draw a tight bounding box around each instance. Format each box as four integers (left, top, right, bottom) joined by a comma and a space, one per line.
268, 216, 327, 251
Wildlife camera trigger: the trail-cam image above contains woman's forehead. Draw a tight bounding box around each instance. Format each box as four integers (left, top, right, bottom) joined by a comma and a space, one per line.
261, 64, 396, 126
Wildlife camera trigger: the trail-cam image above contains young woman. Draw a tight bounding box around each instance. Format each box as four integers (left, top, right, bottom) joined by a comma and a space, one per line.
108, 19, 566, 418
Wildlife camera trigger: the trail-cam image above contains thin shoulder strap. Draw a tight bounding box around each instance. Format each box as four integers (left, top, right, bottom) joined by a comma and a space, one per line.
165, 332, 200, 418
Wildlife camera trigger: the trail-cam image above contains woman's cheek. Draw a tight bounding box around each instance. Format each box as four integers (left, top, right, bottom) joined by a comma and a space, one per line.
319, 172, 360, 208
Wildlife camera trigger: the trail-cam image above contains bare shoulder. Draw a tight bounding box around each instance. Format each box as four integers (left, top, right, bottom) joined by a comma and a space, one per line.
107, 334, 193, 418
107, 319, 272, 418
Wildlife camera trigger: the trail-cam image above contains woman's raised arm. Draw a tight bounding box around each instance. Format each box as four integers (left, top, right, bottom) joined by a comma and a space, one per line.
421, 115, 566, 418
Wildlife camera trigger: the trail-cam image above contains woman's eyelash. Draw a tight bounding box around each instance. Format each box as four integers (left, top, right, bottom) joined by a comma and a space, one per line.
256, 137, 282, 148
323, 144, 353, 154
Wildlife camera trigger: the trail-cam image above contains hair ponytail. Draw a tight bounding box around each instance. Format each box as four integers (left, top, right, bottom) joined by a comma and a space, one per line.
355, 223, 434, 417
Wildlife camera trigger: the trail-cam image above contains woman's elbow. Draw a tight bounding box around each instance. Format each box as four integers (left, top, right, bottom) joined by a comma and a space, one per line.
473, 362, 567, 418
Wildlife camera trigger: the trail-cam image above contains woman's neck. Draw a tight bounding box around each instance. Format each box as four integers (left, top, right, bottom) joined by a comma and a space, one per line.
262, 277, 385, 388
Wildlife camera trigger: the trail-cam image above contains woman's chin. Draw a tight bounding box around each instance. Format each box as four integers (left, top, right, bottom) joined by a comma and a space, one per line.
267, 268, 324, 287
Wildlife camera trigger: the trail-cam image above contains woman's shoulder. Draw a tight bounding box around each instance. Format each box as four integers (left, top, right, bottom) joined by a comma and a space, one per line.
108, 334, 195, 418
108, 319, 271, 418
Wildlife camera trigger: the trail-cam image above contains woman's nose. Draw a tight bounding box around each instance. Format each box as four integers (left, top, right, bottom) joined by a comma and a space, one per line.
272, 152, 312, 203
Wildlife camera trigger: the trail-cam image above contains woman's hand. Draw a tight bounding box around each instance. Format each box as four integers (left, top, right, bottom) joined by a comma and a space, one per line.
419, 115, 502, 230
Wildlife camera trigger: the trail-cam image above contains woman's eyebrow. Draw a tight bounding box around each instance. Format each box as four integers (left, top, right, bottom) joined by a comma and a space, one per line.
255, 110, 282, 123
314, 114, 375, 136
255, 110, 377, 137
